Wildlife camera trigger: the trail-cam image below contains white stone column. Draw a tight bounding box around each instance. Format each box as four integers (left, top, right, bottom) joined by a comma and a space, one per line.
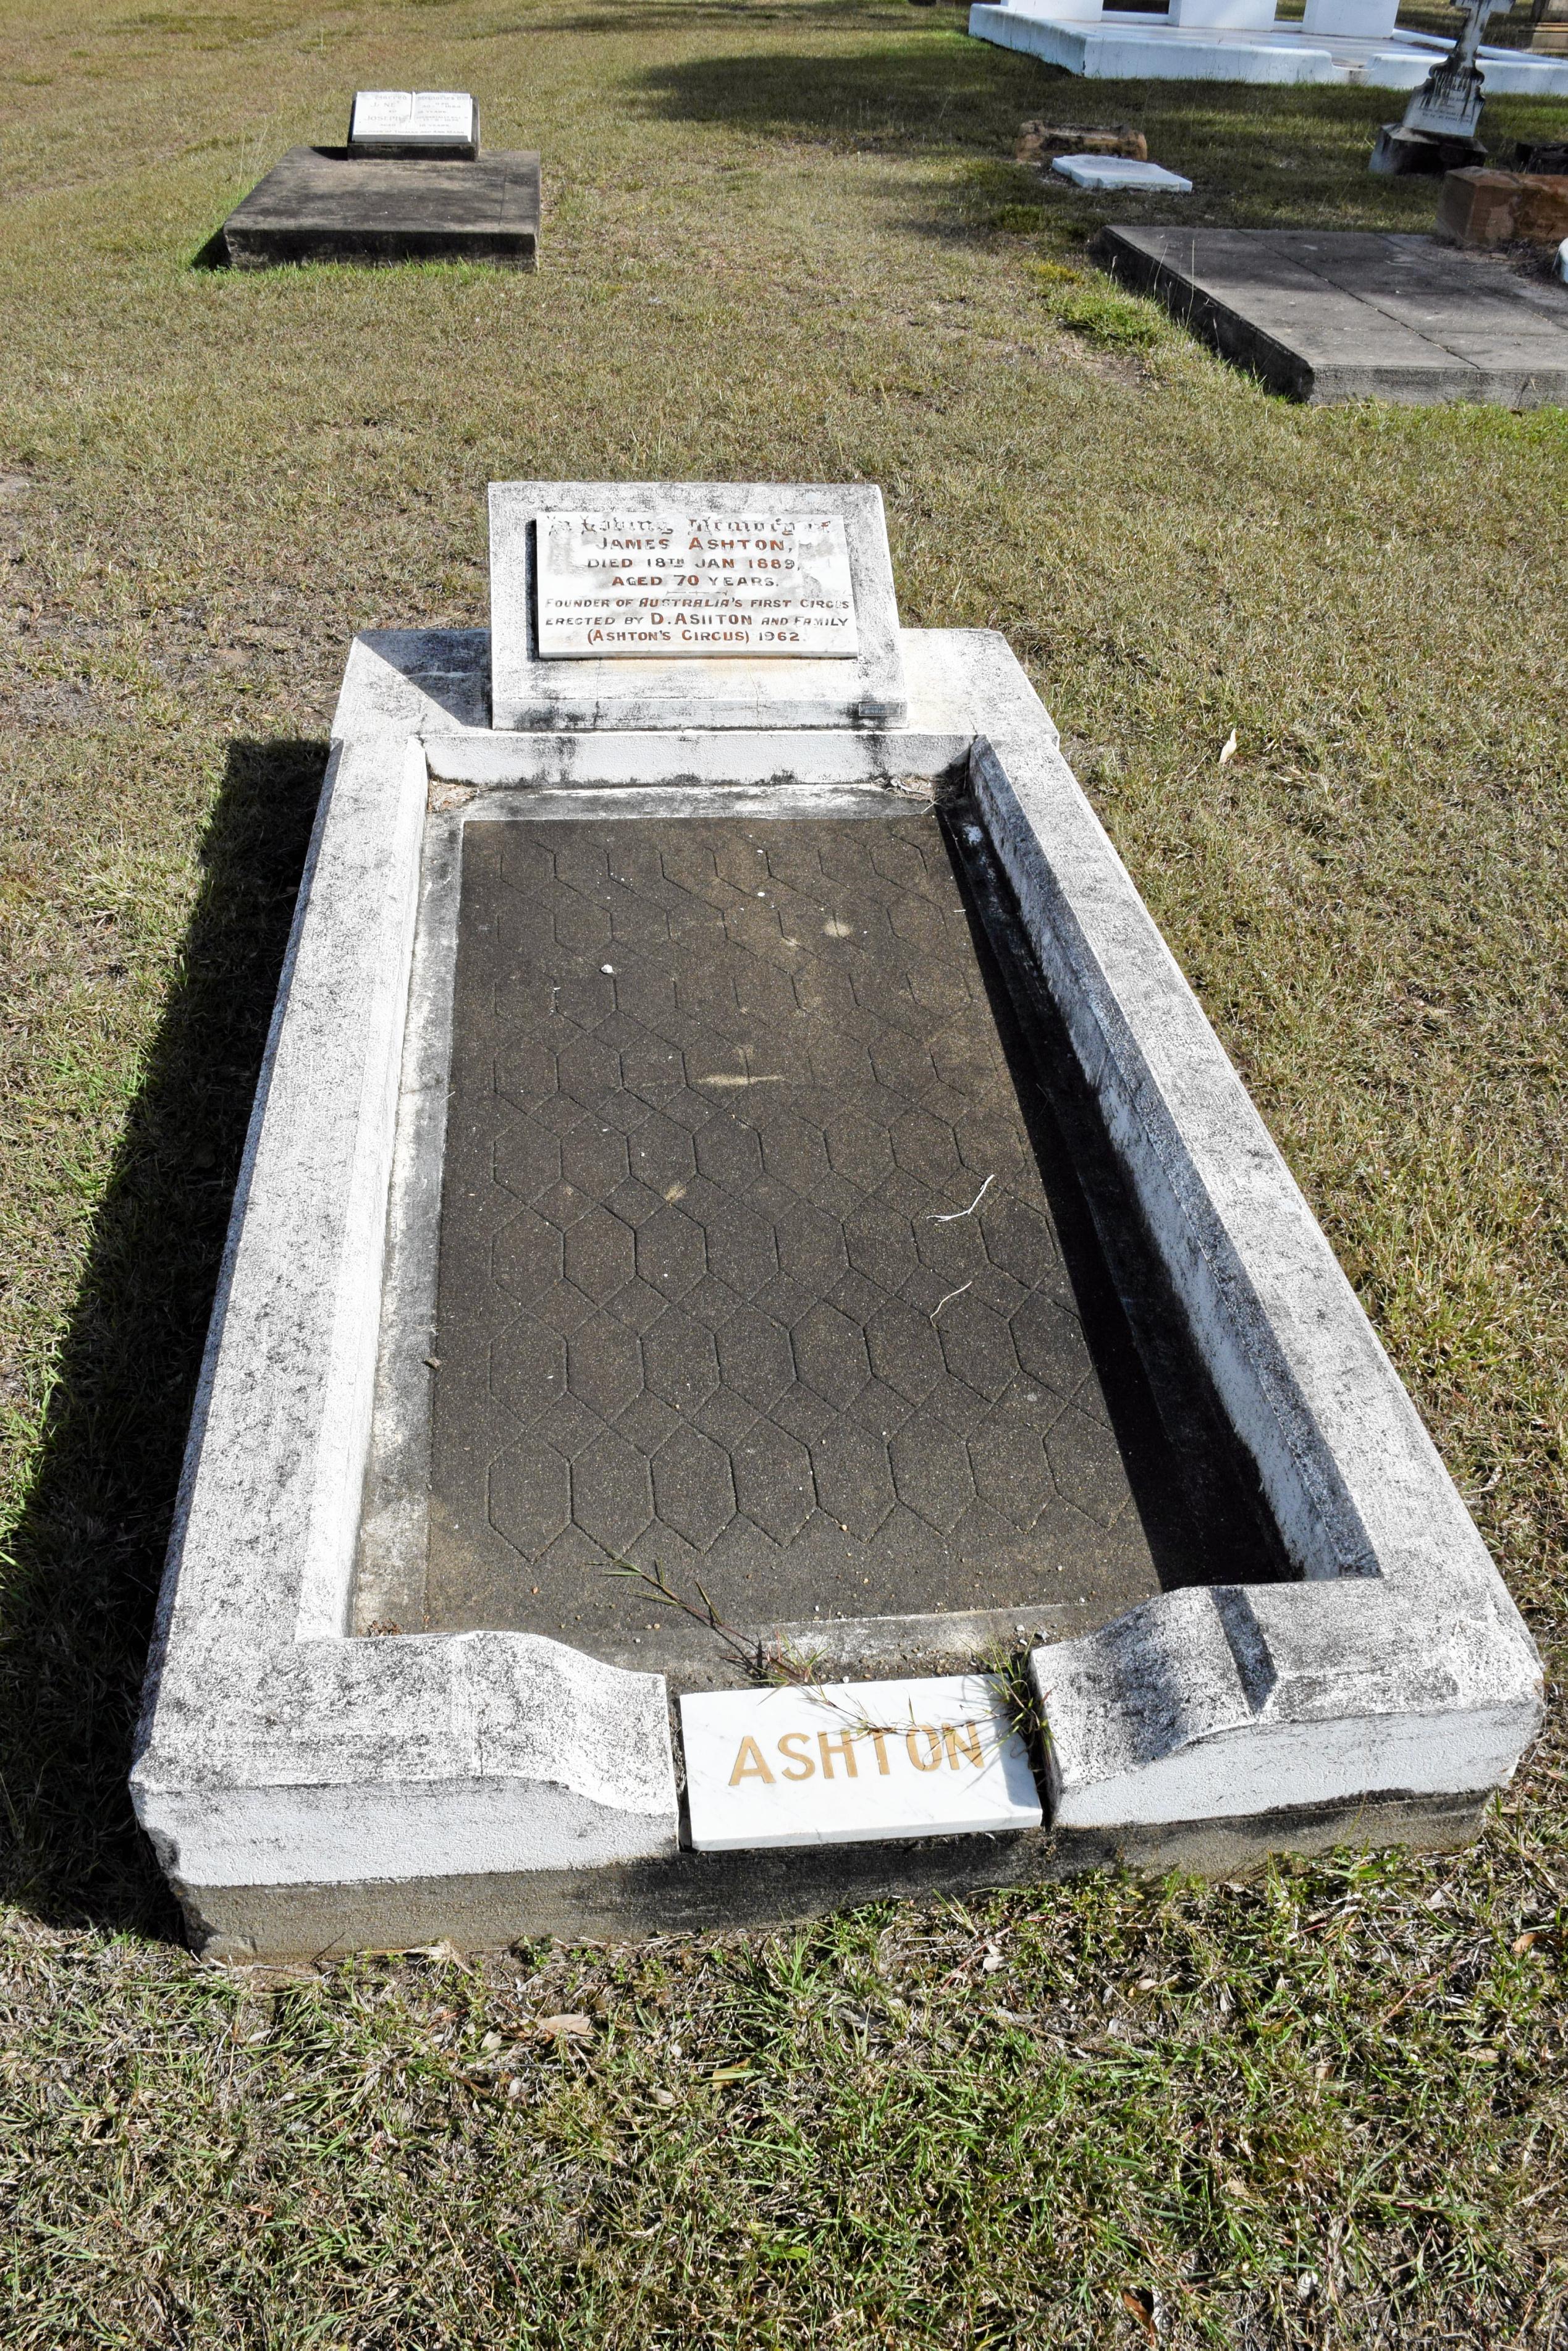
1302, 0, 1401, 38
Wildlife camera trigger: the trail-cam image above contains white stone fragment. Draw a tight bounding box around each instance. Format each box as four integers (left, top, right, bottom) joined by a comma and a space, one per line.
680, 1676, 1042, 1852
1051, 154, 1194, 190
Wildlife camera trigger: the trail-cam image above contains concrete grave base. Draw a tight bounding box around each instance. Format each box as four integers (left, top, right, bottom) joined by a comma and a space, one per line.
130, 598, 1541, 1959
221, 148, 540, 270
1095, 226, 1568, 405
194, 1789, 1486, 1961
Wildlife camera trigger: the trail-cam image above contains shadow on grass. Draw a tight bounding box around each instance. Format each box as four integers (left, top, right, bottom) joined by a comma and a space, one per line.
635, 31, 1042, 148
542, 0, 956, 32
189, 226, 230, 271
0, 738, 327, 1944
633, 36, 1564, 228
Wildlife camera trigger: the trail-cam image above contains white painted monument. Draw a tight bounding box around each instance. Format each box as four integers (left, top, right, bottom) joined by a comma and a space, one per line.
968, 0, 1568, 91
533, 508, 859, 660
347, 91, 479, 158
681, 1677, 1043, 1852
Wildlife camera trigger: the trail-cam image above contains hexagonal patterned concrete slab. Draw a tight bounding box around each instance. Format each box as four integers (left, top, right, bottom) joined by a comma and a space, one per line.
426, 814, 1205, 1676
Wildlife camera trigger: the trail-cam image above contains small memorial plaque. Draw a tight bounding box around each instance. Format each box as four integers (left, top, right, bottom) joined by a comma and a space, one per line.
348, 90, 479, 157
680, 1674, 1043, 1854
534, 507, 859, 661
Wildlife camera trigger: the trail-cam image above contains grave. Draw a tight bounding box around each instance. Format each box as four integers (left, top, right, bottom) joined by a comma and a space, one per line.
969, 0, 1568, 91
130, 479, 1543, 1959
220, 92, 537, 271
1097, 226, 1568, 403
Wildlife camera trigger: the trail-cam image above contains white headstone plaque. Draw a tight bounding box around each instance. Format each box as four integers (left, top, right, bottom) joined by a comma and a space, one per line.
534, 508, 859, 661
680, 1674, 1043, 1852
348, 91, 478, 154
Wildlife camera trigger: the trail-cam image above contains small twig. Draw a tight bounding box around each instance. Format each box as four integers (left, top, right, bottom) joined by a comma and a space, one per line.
604, 1561, 823, 1687
604, 1560, 762, 1676
930, 1280, 972, 1322
927, 1174, 995, 1223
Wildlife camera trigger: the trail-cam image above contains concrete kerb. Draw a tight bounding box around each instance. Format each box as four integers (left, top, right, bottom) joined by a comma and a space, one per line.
128, 626, 1542, 1955
970, 733, 1542, 1826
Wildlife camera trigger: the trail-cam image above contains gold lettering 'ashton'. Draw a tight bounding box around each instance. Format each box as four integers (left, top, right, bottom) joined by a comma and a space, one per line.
777, 1732, 816, 1781
725, 1716, 990, 1793
729, 1736, 775, 1788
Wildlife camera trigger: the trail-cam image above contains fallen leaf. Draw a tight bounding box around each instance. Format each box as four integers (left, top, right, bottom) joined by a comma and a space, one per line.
536, 2012, 592, 2042
1121, 2286, 1158, 2342
1512, 1928, 1546, 1953
1218, 728, 1237, 766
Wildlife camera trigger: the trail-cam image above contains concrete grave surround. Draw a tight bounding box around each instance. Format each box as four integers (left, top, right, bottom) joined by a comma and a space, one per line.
681, 1676, 1044, 1851
968, 0, 1568, 88
129, 484, 1542, 1959
489, 482, 906, 732
221, 147, 539, 271
1097, 227, 1568, 405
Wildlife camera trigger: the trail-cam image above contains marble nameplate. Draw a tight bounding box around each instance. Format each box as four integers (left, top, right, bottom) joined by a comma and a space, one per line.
680, 1674, 1043, 1853
534, 507, 858, 661
348, 91, 479, 158
489, 478, 907, 728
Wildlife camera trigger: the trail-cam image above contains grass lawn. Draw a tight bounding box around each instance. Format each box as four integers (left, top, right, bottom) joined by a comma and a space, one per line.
1, 0, 1566, 2341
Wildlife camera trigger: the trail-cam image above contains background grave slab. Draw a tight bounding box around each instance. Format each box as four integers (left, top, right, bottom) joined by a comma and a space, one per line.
1096, 226, 1568, 403
221, 147, 539, 270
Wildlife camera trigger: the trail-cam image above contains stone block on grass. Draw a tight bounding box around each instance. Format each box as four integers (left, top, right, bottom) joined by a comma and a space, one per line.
1437, 166, 1568, 246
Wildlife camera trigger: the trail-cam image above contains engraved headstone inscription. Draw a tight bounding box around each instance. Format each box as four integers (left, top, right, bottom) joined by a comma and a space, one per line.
533, 507, 859, 660
487, 478, 908, 727
680, 1677, 1044, 1854
348, 90, 480, 160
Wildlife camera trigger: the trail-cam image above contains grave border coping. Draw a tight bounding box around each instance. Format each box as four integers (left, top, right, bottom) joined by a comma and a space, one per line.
128, 623, 1541, 1953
